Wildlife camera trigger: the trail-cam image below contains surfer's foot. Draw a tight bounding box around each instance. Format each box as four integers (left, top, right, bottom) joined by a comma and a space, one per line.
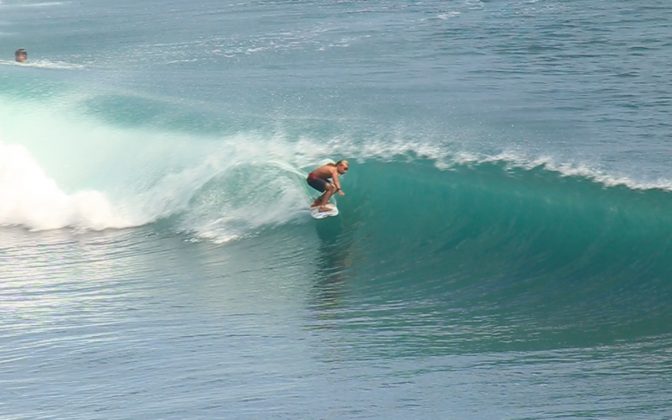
318, 205, 331, 212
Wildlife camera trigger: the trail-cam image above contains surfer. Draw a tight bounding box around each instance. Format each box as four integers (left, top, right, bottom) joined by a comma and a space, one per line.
14, 49, 27, 63
307, 160, 348, 211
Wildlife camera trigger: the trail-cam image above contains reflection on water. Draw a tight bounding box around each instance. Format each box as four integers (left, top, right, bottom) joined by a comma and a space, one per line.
311, 218, 354, 310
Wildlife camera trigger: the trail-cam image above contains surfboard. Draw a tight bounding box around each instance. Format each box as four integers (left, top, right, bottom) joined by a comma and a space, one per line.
310, 203, 339, 219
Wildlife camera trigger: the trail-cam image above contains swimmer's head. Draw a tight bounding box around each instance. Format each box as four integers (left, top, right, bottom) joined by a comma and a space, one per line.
15, 49, 27, 63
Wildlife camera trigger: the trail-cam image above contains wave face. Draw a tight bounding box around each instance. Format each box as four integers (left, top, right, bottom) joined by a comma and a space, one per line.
335, 159, 672, 344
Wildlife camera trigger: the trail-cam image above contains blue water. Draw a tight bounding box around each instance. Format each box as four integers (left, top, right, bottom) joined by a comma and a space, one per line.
2, 0, 672, 418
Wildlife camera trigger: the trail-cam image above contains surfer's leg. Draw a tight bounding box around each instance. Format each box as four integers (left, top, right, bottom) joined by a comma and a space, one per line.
307, 176, 328, 208
318, 184, 336, 210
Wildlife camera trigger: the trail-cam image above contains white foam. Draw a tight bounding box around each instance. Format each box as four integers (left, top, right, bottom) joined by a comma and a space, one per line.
0, 59, 84, 70
0, 142, 133, 231
437, 11, 460, 20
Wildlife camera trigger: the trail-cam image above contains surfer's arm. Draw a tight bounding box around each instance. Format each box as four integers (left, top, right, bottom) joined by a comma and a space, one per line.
332, 171, 345, 195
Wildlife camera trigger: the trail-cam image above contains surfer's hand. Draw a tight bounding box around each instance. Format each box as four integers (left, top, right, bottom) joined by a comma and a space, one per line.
338, 190, 345, 196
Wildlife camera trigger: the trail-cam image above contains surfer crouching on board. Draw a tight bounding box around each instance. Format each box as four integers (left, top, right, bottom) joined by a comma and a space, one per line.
307, 160, 348, 211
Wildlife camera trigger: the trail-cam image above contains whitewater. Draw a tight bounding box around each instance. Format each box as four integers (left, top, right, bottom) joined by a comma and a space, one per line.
2, 0, 672, 418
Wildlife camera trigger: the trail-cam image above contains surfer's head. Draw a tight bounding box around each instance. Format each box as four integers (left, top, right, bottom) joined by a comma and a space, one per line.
14, 49, 27, 63
335, 160, 349, 174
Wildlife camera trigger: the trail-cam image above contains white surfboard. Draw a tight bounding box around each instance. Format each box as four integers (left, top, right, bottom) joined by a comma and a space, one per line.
310, 203, 339, 219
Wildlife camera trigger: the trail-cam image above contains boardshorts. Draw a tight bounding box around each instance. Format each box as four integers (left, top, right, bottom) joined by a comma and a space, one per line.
307, 173, 330, 192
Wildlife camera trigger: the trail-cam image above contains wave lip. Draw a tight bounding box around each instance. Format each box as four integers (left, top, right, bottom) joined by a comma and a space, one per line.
445, 151, 672, 192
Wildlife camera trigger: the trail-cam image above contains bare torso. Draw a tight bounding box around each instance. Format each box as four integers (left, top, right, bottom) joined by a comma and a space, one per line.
309, 164, 338, 180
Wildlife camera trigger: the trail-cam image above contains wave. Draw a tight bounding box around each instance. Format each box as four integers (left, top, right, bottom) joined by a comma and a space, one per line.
1, 90, 671, 250
2, 89, 671, 340
0, 99, 670, 220
2, 128, 671, 250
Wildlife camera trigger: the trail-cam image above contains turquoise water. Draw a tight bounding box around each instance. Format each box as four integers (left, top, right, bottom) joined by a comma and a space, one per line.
2, 0, 672, 418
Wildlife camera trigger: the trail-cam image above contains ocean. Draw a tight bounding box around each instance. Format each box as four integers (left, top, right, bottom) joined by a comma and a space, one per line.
1, 0, 672, 418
